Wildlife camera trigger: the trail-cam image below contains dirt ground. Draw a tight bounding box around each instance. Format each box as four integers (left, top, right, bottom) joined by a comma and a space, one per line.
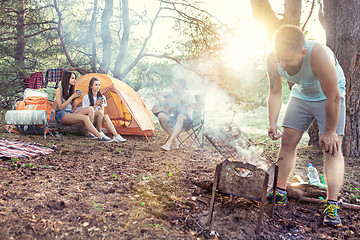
0, 120, 360, 239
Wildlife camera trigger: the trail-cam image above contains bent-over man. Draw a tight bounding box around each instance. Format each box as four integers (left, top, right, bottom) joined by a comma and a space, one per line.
266, 25, 346, 227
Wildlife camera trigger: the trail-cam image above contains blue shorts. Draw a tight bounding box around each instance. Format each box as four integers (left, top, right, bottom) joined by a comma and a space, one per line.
55, 110, 73, 123
282, 97, 346, 135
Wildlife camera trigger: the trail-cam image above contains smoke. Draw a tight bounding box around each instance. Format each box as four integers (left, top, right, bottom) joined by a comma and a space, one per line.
169, 54, 249, 130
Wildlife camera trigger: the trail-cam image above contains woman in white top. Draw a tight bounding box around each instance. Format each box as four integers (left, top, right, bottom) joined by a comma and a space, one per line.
55, 71, 112, 142
81, 77, 126, 142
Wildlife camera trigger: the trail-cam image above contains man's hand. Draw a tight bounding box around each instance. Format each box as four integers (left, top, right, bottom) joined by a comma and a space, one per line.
319, 131, 339, 156
268, 125, 282, 140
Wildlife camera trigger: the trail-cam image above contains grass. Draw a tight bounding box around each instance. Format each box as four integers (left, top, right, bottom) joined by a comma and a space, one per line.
93, 201, 104, 212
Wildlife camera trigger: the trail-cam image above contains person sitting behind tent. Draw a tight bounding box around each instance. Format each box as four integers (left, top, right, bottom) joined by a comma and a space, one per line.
78, 77, 126, 142
152, 78, 197, 151
54, 70, 112, 142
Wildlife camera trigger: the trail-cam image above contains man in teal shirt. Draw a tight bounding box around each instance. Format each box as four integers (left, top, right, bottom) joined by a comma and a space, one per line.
266, 25, 346, 227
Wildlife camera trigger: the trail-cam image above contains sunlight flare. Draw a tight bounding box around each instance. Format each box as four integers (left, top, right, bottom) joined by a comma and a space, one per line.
222, 21, 270, 70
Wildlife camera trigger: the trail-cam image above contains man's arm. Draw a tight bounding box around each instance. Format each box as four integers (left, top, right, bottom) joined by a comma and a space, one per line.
266, 52, 283, 140
311, 44, 341, 155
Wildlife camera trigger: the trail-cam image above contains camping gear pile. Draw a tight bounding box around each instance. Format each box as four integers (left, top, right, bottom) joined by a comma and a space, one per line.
4, 73, 155, 138
4, 89, 53, 138
205, 122, 278, 234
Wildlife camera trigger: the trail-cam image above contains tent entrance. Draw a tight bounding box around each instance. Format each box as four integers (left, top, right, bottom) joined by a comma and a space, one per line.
103, 90, 132, 127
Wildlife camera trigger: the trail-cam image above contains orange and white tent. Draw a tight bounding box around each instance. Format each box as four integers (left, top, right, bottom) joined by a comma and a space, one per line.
74, 73, 155, 137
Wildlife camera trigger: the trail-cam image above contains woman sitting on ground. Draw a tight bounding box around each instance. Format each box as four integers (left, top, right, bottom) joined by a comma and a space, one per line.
79, 77, 126, 142
54, 70, 112, 142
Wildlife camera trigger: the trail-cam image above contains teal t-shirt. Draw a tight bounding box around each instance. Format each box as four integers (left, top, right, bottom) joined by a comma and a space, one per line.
278, 40, 346, 101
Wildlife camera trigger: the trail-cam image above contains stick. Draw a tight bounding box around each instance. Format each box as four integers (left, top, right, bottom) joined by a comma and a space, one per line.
286, 185, 360, 211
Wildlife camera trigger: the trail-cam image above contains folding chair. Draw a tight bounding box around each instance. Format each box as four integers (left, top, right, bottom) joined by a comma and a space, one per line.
179, 93, 205, 148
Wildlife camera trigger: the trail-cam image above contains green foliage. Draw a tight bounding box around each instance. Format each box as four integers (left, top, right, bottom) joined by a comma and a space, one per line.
172, 3, 223, 60
38, 82, 57, 102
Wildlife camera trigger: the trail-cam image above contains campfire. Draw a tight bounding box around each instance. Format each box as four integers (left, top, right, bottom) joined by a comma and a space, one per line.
205, 122, 278, 234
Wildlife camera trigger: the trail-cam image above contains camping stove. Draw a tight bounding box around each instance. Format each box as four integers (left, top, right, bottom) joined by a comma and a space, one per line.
205, 122, 278, 234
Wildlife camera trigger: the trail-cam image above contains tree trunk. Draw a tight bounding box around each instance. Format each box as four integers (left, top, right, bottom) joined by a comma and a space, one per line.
99, 0, 113, 74
322, 0, 360, 157
89, 0, 98, 73
283, 0, 302, 26
250, 0, 282, 38
113, 0, 130, 79
15, 0, 25, 80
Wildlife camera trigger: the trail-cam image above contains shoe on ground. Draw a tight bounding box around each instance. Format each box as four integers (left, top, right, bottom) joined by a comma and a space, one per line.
161, 144, 171, 151
113, 134, 127, 142
267, 189, 287, 206
85, 133, 97, 140
323, 201, 342, 227
100, 131, 111, 140
97, 137, 113, 142
172, 141, 180, 150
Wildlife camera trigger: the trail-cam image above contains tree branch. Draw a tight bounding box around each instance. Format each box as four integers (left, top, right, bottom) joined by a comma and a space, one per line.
53, 0, 89, 75
160, 0, 221, 23
301, 0, 315, 31
24, 27, 56, 38
119, 4, 162, 79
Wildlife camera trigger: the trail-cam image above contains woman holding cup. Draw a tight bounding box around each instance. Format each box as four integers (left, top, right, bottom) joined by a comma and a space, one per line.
55, 71, 112, 142
80, 77, 126, 142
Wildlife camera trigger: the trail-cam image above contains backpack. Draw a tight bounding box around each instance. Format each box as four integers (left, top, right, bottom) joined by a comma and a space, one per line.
17, 96, 52, 121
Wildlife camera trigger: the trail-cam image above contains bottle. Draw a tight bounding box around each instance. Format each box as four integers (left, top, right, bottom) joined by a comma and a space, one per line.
307, 163, 320, 185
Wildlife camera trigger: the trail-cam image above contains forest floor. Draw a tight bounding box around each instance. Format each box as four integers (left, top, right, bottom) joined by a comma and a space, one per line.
0, 119, 360, 239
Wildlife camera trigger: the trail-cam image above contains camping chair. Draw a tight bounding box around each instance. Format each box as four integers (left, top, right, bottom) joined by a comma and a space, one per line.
179, 94, 205, 148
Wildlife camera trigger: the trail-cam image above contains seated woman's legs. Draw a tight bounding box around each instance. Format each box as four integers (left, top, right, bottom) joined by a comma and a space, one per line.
61, 112, 102, 139
103, 114, 118, 136
74, 107, 96, 136
103, 114, 126, 142
94, 110, 105, 132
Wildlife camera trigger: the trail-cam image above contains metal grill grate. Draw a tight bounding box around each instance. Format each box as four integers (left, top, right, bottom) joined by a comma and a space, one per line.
205, 122, 273, 170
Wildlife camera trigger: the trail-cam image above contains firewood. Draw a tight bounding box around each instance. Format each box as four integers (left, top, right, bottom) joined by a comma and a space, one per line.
286, 184, 360, 211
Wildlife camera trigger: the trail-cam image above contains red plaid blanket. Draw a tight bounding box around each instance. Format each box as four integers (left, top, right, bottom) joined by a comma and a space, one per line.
0, 138, 54, 158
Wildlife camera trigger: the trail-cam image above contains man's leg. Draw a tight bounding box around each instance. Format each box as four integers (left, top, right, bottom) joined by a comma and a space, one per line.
324, 136, 344, 201
163, 114, 186, 149
276, 127, 304, 189
321, 136, 344, 227
158, 112, 172, 135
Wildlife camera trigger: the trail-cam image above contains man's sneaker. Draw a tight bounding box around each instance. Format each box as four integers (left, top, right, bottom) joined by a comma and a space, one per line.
97, 137, 113, 142
323, 201, 342, 227
113, 134, 127, 142
267, 189, 287, 206
100, 131, 111, 140
85, 133, 97, 139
